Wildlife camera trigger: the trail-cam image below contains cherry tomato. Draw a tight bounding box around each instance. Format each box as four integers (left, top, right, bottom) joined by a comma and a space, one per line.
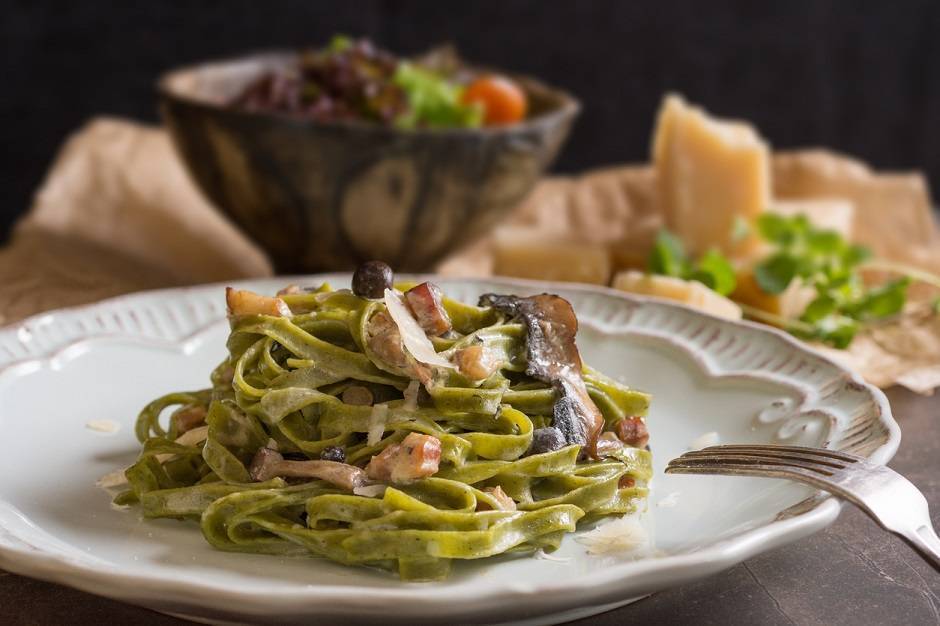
462, 75, 528, 125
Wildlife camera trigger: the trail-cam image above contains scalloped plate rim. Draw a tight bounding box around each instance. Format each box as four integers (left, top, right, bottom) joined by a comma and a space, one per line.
0, 274, 899, 623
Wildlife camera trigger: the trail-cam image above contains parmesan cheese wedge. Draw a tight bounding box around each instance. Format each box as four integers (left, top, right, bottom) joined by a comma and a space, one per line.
612, 270, 742, 320
652, 94, 771, 258
732, 267, 815, 320
492, 227, 611, 285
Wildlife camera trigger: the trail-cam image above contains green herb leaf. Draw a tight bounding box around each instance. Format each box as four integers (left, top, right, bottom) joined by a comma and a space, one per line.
813, 315, 859, 349
844, 244, 872, 267
805, 229, 842, 254
800, 295, 837, 323
328, 34, 353, 52
846, 278, 910, 321
756, 213, 795, 245
649, 230, 689, 278
691, 249, 737, 296
754, 253, 798, 295
750, 212, 912, 348
393, 63, 482, 129
647, 232, 737, 295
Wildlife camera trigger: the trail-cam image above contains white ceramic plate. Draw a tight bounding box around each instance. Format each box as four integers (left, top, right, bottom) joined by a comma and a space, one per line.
0, 276, 898, 625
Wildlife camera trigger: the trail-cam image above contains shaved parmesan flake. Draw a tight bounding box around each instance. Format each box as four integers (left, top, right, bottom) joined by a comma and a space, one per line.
314, 288, 351, 304
153, 426, 212, 463
96, 468, 129, 490
384, 289, 454, 369
534, 548, 571, 563
367, 403, 389, 446
85, 419, 120, 434
689, 431, 721, 450
403, 380, 420, 411
576, 515, 649, 555
657, 492, 681, 508
353, 484, 387, 498
175, 425, 209, 447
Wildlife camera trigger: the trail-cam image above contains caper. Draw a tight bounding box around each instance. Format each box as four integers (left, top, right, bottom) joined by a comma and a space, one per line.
352, 261, 394, 299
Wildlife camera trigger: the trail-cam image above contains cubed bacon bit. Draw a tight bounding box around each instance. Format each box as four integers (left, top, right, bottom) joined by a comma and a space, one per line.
477, 485, 517, 511
454, 344, 498, 381
404, 282, 452, 337
225, 287, 292, 318
172, 404, 207, 433
615, 416, 650, 448
366, 432, 441, 483
618, 476, 636, 489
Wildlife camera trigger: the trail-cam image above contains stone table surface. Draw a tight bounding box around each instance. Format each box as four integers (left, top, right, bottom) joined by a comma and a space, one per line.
1, 388, 938, 625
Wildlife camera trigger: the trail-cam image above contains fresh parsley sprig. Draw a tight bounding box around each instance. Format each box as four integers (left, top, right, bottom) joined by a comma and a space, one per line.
752, 213, 909, 348
648, 230, 737, 296
647, 214, 939, 349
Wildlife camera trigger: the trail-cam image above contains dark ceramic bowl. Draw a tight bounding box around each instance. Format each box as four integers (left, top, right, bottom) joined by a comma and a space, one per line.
158, 51, 580, 273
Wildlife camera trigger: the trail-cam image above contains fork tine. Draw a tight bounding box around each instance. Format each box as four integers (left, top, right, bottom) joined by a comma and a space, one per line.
700, 444, 862, 464
667, 454, 836, 476
664, 462, 839, 492
680, 449, 849, 470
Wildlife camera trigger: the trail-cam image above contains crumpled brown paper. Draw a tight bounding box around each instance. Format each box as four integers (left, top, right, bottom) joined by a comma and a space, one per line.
2, 117, 939, 393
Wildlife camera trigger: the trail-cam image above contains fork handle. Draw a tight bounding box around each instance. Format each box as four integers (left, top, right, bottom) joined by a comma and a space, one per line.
896, 522, 940, 571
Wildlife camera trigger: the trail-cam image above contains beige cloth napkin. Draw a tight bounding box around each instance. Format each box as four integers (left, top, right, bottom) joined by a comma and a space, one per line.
2, 117, 938, 392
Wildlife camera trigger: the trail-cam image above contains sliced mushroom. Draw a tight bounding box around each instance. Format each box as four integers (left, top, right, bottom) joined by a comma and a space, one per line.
341, 385, 374, 406
479, 293, 605, 458
248, 447, 368, 491
226, 287, 291, 318
364, 310, 432, 384
404, 282, 452, 336
366, 432, 441, 483
172, 404, 207, 434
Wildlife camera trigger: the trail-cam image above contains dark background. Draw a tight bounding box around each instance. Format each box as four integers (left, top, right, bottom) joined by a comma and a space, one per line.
3, 0, 939, 242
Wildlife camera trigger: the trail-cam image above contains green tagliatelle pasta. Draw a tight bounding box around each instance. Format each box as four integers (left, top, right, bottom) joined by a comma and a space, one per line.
118, 280, 652, 581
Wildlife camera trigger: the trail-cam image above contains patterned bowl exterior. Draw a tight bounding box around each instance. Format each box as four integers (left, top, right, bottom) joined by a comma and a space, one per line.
158, 53, 579, 273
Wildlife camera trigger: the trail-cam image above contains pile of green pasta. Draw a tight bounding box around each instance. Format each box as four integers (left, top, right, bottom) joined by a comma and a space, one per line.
118, 283, 652, 581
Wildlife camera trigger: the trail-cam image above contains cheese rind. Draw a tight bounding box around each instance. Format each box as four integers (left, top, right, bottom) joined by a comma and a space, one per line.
652, 94, 771, 257
612, 270, 742, 320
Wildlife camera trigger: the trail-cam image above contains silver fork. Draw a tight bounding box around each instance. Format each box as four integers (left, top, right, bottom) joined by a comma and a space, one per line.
665, 444, 940, 571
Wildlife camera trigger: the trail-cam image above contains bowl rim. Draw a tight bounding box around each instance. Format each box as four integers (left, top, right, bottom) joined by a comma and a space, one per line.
156, 49, 581, 137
